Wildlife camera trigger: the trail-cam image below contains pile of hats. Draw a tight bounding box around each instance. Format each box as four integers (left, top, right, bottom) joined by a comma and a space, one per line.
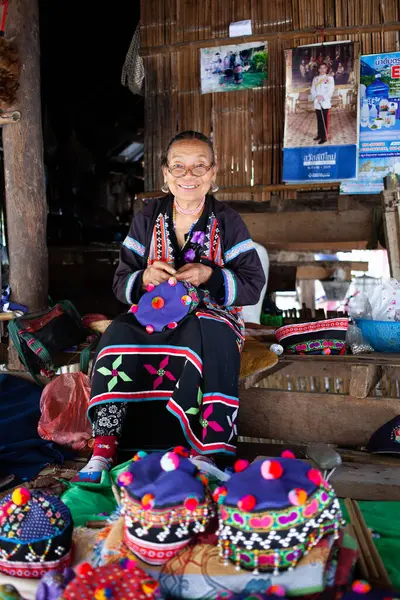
116, 447, 343, 575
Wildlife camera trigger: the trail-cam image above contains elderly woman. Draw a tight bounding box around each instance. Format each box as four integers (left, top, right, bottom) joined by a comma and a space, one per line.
74, 131, 265, 482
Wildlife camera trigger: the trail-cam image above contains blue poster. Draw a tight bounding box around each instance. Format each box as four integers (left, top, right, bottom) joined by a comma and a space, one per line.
341, 51, 400, 194
283, 42, 358, 182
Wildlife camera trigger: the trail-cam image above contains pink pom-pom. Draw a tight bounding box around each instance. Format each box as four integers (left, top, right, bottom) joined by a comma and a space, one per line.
288, 488, 308, 506
152, 296, 165, 310
237, 494, 256, 512
234, 459, 249, 473
117, 471, 133, 488
184, 496, 199, 511
160, 451, 180, 471
146, 284, 155, 292
351, 580, 371, 594
281, 450, 295, 459
261, 460, 283, 480
168, 321, 178, 329
266, 585, 286, 597
146, 325, 155, 334
307, 468, 323, 486
129, 304, 138, 314
323, 347, 331, 355
168, 277, 177, 286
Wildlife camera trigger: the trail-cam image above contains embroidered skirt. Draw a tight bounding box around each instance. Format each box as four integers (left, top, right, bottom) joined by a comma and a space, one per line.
89, 311, 241, 455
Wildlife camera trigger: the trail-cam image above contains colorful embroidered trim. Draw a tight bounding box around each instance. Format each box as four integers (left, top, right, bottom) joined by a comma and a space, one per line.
222, 269, 237, 306
123, 236, 145, 257
124, 528, 189, 566
286, 339, 346, 354
125, 271, 143, 304
275, 318, 349, 342
224, 239, 255, 264
0, 550, 72, 579
95, 345, 203, 375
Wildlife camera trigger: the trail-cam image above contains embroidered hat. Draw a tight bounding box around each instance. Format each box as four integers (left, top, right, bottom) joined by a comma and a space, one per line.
130, 279, 200, 333
275, 318, 349, 355
215, 455, 342, 574
366, 415, 400, 454
62, 559, 160, 599
117, 448, 215, 565
0, 488, 73, 579
340, 580, 399, 599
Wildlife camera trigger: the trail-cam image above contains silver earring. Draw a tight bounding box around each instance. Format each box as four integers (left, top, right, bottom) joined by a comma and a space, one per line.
161, 182, 169, 193
210, 181, 219, 193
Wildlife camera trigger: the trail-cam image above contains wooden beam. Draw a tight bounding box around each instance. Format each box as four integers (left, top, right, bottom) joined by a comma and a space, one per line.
238, 389, 400, 447
241, 210, 373, 248
349, 365, 382, 400
2, 0, 48, 311
141, 21, 400, 56
296, 266, 350, 280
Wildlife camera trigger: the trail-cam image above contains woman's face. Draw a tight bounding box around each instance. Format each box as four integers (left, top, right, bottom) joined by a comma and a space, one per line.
163, 139, 217, 204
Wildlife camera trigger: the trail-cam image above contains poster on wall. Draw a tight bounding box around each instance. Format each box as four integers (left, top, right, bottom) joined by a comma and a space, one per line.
200, 41, 268, 94
341, 51, 400, 194
283, 41, 358, 182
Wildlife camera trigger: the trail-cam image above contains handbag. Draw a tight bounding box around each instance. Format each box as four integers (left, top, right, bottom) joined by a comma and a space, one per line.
8, 300, 99, 384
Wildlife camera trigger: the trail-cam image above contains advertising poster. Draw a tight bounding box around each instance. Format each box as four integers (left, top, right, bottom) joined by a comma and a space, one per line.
283, 41, 358, 182
341, 51, 400, 194
200, 41, 268, 94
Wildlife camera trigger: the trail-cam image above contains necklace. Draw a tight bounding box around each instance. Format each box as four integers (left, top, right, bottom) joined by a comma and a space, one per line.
174, 196, 205, 216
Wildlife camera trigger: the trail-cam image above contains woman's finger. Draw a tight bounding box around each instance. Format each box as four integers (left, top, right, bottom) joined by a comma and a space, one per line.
152, 261, 176, 275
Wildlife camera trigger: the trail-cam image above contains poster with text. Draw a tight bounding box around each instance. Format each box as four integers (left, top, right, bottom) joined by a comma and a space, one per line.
283, 41, 358, 182
341, 51, 400, 194
200, 41, 268, 94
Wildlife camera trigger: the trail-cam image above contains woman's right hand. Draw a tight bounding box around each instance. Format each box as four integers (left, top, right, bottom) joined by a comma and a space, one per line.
142, 261, 176, 287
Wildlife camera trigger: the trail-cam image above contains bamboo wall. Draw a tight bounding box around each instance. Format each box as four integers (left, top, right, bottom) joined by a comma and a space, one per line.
140, 0, 399, 202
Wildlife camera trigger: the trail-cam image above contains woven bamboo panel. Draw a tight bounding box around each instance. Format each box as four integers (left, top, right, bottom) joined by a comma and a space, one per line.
141, 0, 399, 197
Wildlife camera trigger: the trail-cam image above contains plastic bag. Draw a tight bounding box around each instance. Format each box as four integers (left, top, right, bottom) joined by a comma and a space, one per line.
346, 323, 374, 354
38, 372, 92, 450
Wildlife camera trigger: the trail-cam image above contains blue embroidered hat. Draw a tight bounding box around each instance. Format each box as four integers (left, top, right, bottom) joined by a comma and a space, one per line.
117, 448, 215, 565
215, 454, 342, 574
130, 279, 200, 333
0, 488, 73, 579
366, 415, 400, 454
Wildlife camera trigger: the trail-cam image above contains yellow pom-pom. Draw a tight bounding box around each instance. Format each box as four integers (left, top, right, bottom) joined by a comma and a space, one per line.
12, 487, 31, 506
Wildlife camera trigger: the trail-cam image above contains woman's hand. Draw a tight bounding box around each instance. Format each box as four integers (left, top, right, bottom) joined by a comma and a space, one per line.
175, 263, 213, 287
143, 261, 176, 287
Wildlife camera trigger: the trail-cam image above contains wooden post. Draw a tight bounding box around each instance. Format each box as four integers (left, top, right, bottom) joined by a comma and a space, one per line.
2, 0, 48, 312
381, 177, 400, 280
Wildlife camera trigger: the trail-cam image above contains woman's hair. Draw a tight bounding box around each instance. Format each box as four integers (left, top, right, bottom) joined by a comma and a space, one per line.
162, 131, 215, 167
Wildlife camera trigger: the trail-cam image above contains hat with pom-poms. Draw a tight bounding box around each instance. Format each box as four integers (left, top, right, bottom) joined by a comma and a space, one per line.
117, 448, 215, 565
216, 454, 343, 574
130, 279, 200, 333
0, 488, 72, 579
62, 559, 160, 600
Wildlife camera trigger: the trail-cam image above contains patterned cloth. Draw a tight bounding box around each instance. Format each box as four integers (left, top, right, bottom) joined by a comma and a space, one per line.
89, 195, 265, 454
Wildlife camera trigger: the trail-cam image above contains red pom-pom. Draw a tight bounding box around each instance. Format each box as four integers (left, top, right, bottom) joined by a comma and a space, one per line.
146, 284, 155, 292
146, 325, 155, 334
142, 493, 155, 510
168, 321, 178, 329
173, 446, 189, 457
129, 304, 138, 314
307, 468, 322, 486
281, 450, 295, 459
234, 459, 249, 472
152, 296, 165, 310
352, 580, 371, 594
213, 486, 227, 504
237, 494, 256, 512
261, 460, 284, 480
75, 562, 94, 577
184, 496, 199, 511
12, 487, 31, 506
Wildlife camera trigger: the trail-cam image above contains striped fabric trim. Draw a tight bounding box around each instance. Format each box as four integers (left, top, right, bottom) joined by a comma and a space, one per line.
125, 270, 142, 304
224, 239, 255, 263
123, 235, 145, 257
222, 269, 237, 306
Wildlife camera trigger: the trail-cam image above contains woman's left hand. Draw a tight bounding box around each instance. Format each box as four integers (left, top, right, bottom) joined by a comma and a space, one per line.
176, 263, 213, 286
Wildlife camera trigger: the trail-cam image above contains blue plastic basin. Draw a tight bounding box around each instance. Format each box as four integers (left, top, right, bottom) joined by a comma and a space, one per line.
356, 318, 400, 353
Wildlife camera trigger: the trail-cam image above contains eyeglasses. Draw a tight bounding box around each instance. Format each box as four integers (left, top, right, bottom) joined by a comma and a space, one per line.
167, 164, 213, 178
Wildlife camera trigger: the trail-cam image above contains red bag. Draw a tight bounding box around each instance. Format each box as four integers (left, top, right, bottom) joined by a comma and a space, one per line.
38, 372, 92, 450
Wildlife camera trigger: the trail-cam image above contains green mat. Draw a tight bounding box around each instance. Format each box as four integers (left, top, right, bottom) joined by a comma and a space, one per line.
341, 500, 400, 589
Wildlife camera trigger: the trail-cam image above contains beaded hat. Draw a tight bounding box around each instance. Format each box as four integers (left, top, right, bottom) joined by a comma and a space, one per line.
130, 278, 200, 333
0, 488, 72, 579
117, 448, 215, 565
215, 454, 343, 574
62, 559, 160, 599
